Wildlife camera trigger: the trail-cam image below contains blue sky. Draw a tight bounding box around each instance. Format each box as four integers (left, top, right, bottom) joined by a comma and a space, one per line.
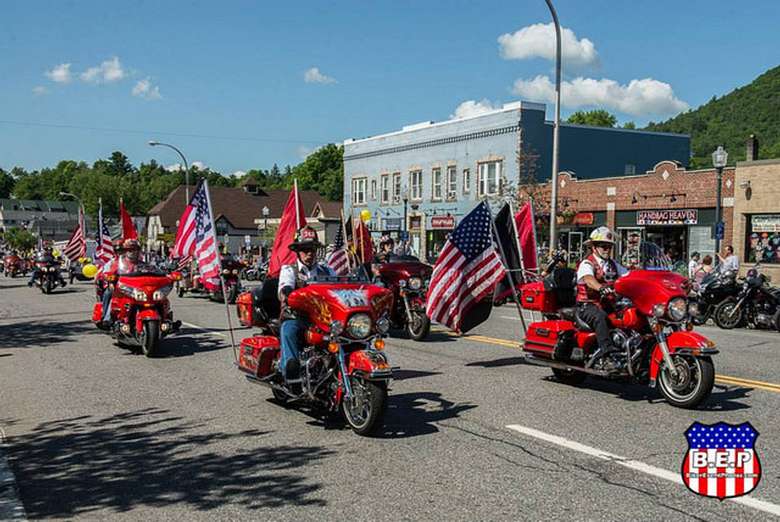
2, 0, 778, 175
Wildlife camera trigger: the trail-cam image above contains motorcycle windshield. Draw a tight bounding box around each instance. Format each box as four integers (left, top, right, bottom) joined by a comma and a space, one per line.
308, 272, 372, 284
120, 264, 167, 277
639, 242, 673, 271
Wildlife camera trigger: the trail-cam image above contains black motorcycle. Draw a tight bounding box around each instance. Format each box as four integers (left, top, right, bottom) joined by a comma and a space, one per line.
33, 260, 64, 294
689, 268, 739, 326
713, 267, 780, 330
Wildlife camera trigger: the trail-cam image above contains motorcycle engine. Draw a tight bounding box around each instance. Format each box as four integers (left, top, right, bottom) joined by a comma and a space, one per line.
301, 349, 333, 398
754, 313, 775, 329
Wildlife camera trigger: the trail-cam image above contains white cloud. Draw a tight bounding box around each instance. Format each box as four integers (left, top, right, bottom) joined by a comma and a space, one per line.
32, 86, 48, 96
498, 23, 598, 68
132, 78, 162, 100
191, 161, 207, 171
230, 170, 246, 178
304, 67, 336, 84
81, 56, 125, 83
165, 163, 183, 172
511, 75, 689, 117
451, 99, 501, 119
45, 63, 72, 83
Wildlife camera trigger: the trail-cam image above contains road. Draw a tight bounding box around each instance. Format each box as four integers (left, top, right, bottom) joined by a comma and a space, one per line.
1, 276, 780, 520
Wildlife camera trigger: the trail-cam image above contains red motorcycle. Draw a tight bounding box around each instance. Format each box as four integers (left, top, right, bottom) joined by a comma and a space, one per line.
92, 265, 182, 357
521, 249, 717, 409
3, 254, 25, 278
377, 255, 432, 340
237, 273, 393, 435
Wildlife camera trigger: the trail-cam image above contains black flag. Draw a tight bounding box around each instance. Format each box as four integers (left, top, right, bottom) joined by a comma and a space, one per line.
493, 203, 524, 303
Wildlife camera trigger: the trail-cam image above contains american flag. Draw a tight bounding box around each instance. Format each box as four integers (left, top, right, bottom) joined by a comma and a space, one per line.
326, 221, 351, 275
95, 202, 115, 265
63, 206, 86, 260
682, 422, 761, 499
170, 180, 221, 284
425, 202, 506, 333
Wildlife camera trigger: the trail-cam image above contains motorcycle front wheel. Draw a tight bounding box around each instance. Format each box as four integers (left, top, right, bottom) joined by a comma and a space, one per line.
140, 320, 160, 357
341, 377, 386, 436
658, 355, 714, 409
714, 300, 743, 329
407, 310, 430, 341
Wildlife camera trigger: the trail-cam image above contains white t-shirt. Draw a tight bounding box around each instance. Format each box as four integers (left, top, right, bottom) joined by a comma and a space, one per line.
576, 255, 628, 283
278, 260, 335, 300
688, 259, 700, 278
722, 254, 739, 272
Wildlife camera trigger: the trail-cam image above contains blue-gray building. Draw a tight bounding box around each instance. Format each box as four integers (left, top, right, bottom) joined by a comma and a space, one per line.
343, 101, 689, 260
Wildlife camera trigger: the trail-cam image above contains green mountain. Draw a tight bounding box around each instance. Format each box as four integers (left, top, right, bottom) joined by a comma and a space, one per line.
645, 65, 780, 168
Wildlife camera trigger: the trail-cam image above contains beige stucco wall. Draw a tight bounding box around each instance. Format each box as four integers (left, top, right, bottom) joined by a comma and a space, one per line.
733, 159, 780, 280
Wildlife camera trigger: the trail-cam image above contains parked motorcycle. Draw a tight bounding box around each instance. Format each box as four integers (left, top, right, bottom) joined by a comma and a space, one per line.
713, 267, 780, 330
3, 254, 25, 278
236, 272, 393, 435
92, 265, 182, 356
688, 268, 739, 325
32, 259, 63, 294
521, 247, 716, 409
377, 254, 432, 340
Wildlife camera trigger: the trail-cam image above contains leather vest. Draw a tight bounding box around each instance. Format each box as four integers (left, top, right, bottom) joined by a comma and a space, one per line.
576, 253, 618, 304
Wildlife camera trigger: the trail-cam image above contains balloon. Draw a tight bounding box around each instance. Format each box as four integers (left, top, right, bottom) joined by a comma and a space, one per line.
82, 264, 99, 279
360, 209, 371, 223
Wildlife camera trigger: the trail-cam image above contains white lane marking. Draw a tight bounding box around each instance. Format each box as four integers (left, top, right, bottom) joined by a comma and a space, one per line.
506, 424, 780, 517
0, 436, 27, 520
180, 321, 227, 338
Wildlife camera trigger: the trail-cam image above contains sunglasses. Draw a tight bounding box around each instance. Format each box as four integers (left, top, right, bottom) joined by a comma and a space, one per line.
594, 243, 613, 249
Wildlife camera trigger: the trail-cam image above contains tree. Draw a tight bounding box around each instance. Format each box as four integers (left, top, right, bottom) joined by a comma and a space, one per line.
0, 169, 14, 198
567, 109, 617, 128
622, 121, 637, 130
3, 227, 37, 251
292, 144, 343, 200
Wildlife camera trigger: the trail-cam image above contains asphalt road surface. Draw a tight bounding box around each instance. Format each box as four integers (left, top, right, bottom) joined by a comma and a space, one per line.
2, 276, 780, 521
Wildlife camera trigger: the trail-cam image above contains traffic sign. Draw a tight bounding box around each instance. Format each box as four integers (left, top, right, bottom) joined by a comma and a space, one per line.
712, 221, 725, 240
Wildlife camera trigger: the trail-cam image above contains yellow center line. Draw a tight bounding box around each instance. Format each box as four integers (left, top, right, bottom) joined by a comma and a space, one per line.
432, 328, 780, 394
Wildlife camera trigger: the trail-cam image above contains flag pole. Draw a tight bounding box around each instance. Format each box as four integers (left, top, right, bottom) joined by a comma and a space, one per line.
201, 179, 238, 361
340, 207, 351, 269
509, 200, 532, 327
293, 179, 301, 229
490, 202, 527, 335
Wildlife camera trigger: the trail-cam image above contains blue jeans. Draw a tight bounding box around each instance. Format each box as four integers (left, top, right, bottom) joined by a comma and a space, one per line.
279, 318, 307, 380
102, 287, 113, 322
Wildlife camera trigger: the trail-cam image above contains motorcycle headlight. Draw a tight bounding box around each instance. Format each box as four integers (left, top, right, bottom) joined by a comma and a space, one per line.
408, 277, 423, 290
48, 267, 57, 272
153, 285, 173, 301
652, 303, 666, 318
118, 283, 148, 302
222, 269, 230, 275
688, 302, 700, 317
668, 297, 687, 321
376, 316, 390, 334
346, 313, 372, 339
232, 269, 239, 275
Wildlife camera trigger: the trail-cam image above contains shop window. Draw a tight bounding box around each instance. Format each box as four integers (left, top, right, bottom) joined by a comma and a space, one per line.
432, 168, 442, 201
410, 170, 422, 201
381, 175, 390, 204
393, 173, 401, 203
478, 161, 501, 197
352, 177, 367, 205
745, 214, 780, 264
370, 179, 377, 200
446, 166, 457, 200
463, 168, 470, 194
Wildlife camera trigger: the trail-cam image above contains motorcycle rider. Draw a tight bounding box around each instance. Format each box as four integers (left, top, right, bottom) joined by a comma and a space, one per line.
27, 244, 66, 288
98, 239, 142, 327
576, 227, 628, 367
374, 235, 395, 264
277, 226, 334, 383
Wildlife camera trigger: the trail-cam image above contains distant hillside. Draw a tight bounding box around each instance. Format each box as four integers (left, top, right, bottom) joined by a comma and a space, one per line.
645, 65, 780, 168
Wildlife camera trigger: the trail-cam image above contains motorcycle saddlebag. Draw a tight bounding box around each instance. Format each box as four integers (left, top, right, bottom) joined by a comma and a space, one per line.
235, 291, 255, 327
521, 282, 558, 313
238, 335, 280, 378
92, 302, 103, 323
524, 320, 575, 359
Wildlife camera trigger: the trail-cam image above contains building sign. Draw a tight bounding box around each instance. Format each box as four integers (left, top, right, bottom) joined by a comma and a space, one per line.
383, 218, 402, 231
637, 209, 698, 226
430, 215, 456, 229
410, 216, 422, 230
751, 214, 780, 233
572, 212, 594, 225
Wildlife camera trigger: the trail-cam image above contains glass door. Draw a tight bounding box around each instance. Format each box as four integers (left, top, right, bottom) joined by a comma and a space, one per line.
568, 232, 583, 264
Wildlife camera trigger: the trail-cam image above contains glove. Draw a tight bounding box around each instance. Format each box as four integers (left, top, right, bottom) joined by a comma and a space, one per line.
599, 286, 615, 298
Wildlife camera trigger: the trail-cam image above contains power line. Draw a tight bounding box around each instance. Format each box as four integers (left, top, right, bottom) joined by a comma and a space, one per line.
0, 119, 331, 145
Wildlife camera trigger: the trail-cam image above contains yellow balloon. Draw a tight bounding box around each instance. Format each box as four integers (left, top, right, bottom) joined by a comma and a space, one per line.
360, 209, 371, 223
82, 263, 99, 279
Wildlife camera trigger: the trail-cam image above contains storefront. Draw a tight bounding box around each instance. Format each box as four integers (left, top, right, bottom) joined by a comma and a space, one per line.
615, 208, 717, 265
380, 217, 403, 241
426, 215, 456, 262
555, 211, 606, 263
744, 214, 780, 264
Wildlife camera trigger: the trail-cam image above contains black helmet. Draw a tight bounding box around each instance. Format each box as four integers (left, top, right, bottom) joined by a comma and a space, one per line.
289, 226, 322, 252
380, 235, 394, 247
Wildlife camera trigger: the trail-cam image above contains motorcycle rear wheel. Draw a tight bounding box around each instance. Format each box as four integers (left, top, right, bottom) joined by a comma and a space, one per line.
407, 310, 430, 341
341, 377, 386, 436
551, 367, 587, 385
658, 355, 714, 409
140, 320, 161, 357
714, 300, 743, 329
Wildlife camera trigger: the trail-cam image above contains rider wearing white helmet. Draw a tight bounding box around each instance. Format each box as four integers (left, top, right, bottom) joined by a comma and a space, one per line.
576, 227, 628, 367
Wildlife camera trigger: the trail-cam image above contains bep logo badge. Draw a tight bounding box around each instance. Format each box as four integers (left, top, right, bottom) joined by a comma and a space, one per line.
681, 422, 761, 500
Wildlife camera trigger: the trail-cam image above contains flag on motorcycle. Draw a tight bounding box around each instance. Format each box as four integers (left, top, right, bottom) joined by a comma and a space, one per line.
515, 202, 538, 273
326, 218, 352, 275
63, 205, 87, 260
267, 180, 307, 278
425, 201, 506, 334
95, 200, 115, 266
119, 199, 138, 240
493, 203, 524, 303
353, 220, 373, 265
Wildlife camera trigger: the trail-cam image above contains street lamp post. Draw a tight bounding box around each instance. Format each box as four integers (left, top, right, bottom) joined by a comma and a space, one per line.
148, 141, 191, 204
712, 146, 728, 262
401, 185, 409, 238
262, 206, 270, 258
545, 0, 562, 253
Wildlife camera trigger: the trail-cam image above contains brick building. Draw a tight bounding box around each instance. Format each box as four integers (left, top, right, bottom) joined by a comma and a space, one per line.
522, 160, 736, 265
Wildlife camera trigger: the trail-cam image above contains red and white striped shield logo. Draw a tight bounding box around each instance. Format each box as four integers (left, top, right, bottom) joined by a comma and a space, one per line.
681, 422, 761, 500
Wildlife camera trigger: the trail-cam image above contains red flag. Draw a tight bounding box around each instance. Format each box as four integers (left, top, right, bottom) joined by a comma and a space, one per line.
119, 199, 138, 240
268, 182, 306, 278
354, 220, 373, 264
514, 202, 538, 272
